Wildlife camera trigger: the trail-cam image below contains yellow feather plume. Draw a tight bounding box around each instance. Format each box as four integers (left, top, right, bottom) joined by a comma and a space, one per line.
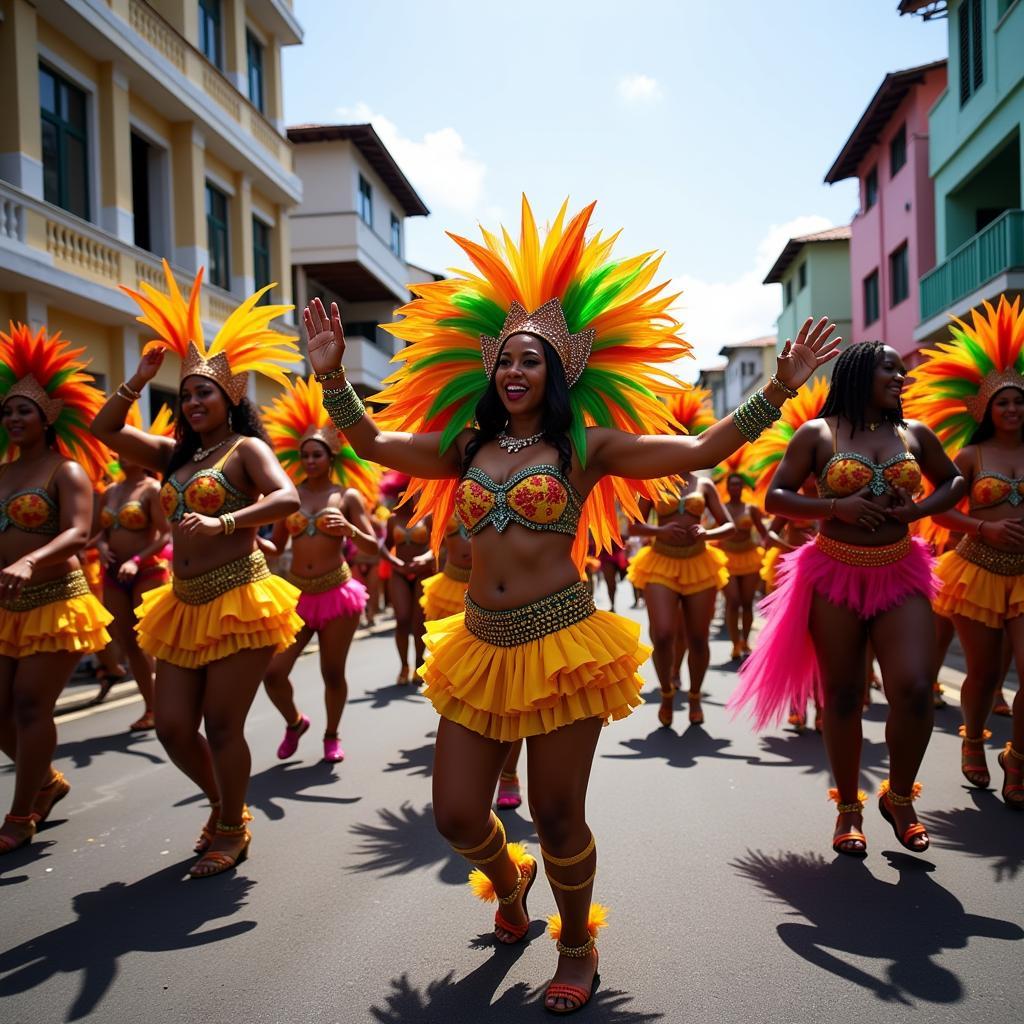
546, 902, 609, 941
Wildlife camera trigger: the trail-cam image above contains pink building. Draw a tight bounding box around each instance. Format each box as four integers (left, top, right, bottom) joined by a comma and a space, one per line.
825, 61, 947, 363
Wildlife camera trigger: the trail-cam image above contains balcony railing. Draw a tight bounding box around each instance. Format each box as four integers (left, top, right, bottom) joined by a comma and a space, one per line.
920, 209, 1024, 321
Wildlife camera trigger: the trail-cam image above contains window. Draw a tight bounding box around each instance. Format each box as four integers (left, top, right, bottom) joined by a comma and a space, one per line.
863, 270, 880, 326
131, 133, 153, 252
150, 386, 178, 422
889, 243, 909, 308
199, 0, 223, 69
741, 360, 756, 377
890, 124, 907, 177
252, 217, 271, 304
784, 279, 793, 306
797, 262, 807, 291
864, 166, 878, 211
205, 182, 230, 289
39, 64, 89, 220
246, 30, 264, 112
389, 212, 402, 257
358, 175, 373, 226
959, 0, 984, 106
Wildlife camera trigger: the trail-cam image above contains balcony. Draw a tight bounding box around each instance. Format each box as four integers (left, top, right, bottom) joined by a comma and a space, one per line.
343, 332, 397, 395
918, 209, 1024, 328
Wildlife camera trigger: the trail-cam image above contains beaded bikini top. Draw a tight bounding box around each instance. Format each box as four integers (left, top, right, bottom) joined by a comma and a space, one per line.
970, 449, 1024, 510
159, 439, 252, 523
0, 463, 61, 535
654, 481, 705, 519
101, 498, 149, 532
285, 507, 336, 537
818, 423, 921, 499
455, 464, 582, 537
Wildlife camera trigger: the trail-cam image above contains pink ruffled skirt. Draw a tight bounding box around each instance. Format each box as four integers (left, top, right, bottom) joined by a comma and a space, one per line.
728, 534, 937, 730
294, 578, 368, 630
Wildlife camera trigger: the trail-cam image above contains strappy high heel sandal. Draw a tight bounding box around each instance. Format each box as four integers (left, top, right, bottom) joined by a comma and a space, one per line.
687, 690, 704, 725
658, 687, 674, 728
959, 726, 991, 789
997, 742, 1024, 810
0, 813, 36, 855
828, 788, 867, 857
878, 780, 929, 852
189, 821, 251, 878
31, 770, 71, 825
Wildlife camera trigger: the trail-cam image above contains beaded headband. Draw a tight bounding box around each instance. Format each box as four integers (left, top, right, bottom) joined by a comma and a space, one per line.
298, 423, 342, 455
180, 341, 249, 405
966, 368, 1024, 423
3, 374, 63, 423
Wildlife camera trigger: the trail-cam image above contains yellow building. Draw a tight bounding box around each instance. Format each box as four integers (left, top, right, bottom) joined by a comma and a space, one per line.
0, 0, 303, 415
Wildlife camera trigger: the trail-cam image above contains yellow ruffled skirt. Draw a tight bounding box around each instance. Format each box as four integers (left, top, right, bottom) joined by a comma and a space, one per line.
627, 542, 729, 596
718, 543, 764, 578
760, 546, 783, 592
420, 569, 469, 621
0, 571, 112, 658
419, 605, 651, 742
933, 547, 1024, 629
136, 553, 301, 669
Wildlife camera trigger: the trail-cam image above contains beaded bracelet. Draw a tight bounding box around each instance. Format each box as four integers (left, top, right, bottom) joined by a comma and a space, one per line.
769, 375, 799, 399
315, 366, 346, 383
220, 512, 236, 536
322, 381, 366, 430
733, 388, 783, 443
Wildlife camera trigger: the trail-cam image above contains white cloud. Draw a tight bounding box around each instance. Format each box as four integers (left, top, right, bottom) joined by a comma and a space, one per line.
670, 215, 833, 382
334, 103, 487, 215
617, 73, 663, 103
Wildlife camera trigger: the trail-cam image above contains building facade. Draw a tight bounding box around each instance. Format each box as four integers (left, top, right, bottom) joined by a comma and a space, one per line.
695, 360, 727, 419
0, 0, 302, 413
901, 0, 1024, 344
288, 123, 430, 397
718, 336, 777, 410
763, 226, 853, 373
825, 61, 947, 362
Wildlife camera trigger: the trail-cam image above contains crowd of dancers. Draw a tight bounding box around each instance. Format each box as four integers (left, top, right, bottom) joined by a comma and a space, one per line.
1, 198, 1022, 1015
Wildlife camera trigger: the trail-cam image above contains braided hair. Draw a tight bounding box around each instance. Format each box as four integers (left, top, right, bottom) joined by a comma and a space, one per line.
819, 341, 905, 435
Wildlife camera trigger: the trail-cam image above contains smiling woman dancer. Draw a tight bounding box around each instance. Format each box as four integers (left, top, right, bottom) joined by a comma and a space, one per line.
903, 296, 1024, 809
260, 374, 381, 763
730, 342, 964, 857
0, 324, 112, 855
95, 405, 175, 732
303, 199, 837, 1013
92, 263, 302, 878
628, 388, 732, 728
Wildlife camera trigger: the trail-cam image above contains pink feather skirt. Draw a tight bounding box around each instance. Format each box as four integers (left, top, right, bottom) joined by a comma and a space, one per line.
294, 576, 368, 630
728, 534, 937, 730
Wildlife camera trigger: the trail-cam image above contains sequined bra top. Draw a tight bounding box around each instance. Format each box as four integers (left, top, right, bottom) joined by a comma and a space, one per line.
101, 497, 150, 532
285, 508, 336, 537
654, 485, 705, 519
159, 439, 253, 523
817, 423, 922, 499
970, 448, 1024, 510
0, 463, 61, 535
455, 464, 582, 537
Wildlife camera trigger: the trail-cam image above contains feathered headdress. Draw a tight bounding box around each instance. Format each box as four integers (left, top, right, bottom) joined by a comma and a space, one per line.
121, 260, 300, 403
0, 322, 111, 482
373, 196, 691, 567
903, 295, 1024, 450
262, 374, 380, 507
665, 386, 716, 436
746, 377, 830, 504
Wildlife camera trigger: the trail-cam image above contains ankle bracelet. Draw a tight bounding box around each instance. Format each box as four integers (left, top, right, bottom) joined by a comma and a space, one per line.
879, 779, 922, 805
556, 936, 596, 958
828, 787, 867, 814
959, 725, 992, 743
496, 864, 527, 905
215, 820, 249, 834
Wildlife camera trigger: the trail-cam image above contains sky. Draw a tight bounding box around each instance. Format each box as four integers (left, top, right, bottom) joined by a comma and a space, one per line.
282, 0, 947, 380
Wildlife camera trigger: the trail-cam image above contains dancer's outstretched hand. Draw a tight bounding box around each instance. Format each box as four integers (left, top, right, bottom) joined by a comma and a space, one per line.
775, 317, 841, 392
303, 297, 346, 378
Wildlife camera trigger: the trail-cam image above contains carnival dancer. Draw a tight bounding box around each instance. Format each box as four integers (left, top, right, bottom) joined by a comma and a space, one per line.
730, 342, 963, 856
628, 387, 731, 728
0, 324, 112, 854
903, 296, 1024, 808
92, 262, 302, 877
381, 471, 435, 684
304, 198, 837, 1012
260, 374, 381, 763
94, 405, 175, 731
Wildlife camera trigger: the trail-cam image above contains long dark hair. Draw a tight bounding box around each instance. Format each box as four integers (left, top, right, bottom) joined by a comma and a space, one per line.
819, 341, 904, 434
461, 337, 573, 476
968, 387, 1024, 445
164, 388, 269, 479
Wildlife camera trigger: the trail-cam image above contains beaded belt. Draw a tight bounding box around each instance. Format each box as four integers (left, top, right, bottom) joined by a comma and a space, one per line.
463, 581, 595, 647
815, 534, 911, 567
173, 550, 270, 605
956, 535, 1024, 576
718, 538, 760, 553
0, 569, 90, 612
443, 562, 472, 583
285, 563, 353, 594
653, 540, 706, 558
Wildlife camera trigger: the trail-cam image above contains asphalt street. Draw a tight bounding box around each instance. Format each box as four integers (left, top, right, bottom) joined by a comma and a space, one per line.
1, 590, 1022, 1024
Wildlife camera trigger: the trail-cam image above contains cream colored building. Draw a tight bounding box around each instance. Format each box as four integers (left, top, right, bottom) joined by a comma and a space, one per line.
0, 0, 302, 414
718, 335, 777, 410
288, 123, 431, 397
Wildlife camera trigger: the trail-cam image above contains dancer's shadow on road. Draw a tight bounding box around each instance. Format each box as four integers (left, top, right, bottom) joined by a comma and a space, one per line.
49, 728, 165, 771
349, 801, 536, 886
0, 838, 56, 887
368, 941, 662, 1024
751, 731, 890, 786
349, 683, 429, 710
174, 760, 360, 822
924, 789, 1024, 883
732, 848, 1022, 1005
605, 724, 758, 771
0, 857, 255, 1021
384, 731, 437, 778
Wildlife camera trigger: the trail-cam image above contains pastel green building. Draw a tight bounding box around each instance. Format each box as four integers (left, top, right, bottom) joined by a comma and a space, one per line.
901, 0, 1024, 342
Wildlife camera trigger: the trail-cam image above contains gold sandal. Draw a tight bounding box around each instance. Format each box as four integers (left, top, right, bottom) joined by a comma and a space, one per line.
31, 770, 70, 825
189, 821, 251, 878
